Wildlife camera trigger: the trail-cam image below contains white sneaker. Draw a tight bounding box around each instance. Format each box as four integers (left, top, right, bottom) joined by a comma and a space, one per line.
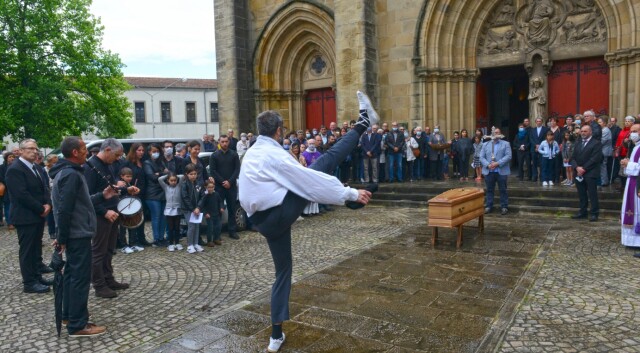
132, 245, 144, 252
549, 181, 554, 186
267, 333, 285, 353
195, 244, 204, 252
356, 91, 379, 126
187, 245, 196, 254
542, 181, 548, 186
121, 247, 134, 254
167, 244, 176, 252
175, 244, 183, 251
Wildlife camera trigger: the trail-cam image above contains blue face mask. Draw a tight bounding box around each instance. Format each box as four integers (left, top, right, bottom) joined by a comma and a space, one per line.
519, 128, 524, 132
306, 133, 311, 138
283, 144, 290, 150
417, 132, 422, 136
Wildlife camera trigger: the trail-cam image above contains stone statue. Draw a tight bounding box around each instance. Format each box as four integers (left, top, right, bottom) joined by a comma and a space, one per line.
568, 0, 594, 13
525, 0, 555, 46
486, 30, 519, 53
528, 76, 547, 119
495, 0, 516, 23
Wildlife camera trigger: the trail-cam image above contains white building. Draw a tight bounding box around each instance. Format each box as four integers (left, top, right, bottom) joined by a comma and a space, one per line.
124, 77, 219, 140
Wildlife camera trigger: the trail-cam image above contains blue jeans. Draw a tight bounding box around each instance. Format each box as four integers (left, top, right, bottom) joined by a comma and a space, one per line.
484, 172, 508, 209
206, 216, 222, 242
4, 198, 10, 224
145, 200, 166, 243
388, 152, 402, 181
414, 158, 425, 180
541, 157, 555, 182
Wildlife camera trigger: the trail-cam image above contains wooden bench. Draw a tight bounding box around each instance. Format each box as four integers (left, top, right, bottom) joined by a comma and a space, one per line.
428, 188, 485, 248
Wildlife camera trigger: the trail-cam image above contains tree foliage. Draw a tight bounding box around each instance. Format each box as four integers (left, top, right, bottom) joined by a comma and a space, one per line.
0, 0, 134, 148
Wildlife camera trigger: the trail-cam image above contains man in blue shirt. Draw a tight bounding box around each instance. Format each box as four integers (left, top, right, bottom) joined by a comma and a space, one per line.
480, 128, 512, 215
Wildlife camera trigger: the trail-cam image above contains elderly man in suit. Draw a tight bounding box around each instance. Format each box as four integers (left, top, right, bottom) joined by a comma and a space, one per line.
360, 126, 382, 183
480, 128, 512, 215
571, 125, 603, 222
6, 138, 52, 293
386, 121, 405, 182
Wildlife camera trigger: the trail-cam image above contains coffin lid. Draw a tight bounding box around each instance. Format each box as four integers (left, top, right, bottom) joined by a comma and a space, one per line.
428, 188, 484, 205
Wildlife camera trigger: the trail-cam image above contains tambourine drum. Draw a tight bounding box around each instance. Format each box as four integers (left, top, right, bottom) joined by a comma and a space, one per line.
117, 197, 144, 229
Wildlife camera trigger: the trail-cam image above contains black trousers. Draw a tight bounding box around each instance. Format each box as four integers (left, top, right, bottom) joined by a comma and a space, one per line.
458, 156, 470, 178
249, 126, 363, 323
166, 215, 181, 245
530, 152, 540, 181
216, 186, 237, 233
576, 176, 599, 216
92, 216, 119, 289
63, 237, 92, 333
516, 150, 530, 180
16, 221, 45, 286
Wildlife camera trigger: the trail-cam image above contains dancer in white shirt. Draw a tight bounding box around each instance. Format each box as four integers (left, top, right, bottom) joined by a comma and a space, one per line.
239, 91, 378, 352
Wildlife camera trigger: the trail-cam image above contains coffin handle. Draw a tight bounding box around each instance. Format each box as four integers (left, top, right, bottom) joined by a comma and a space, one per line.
458, 206, 465, 213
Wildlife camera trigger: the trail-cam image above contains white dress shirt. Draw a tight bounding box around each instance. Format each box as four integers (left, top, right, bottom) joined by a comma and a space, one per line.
239, 135, 359, 217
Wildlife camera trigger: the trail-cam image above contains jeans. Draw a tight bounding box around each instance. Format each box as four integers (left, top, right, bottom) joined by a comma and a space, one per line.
414, 157, 425, 180
249, 125, 365, 324
388, 152, 402, 181
145, 199, 166, 243
484, 172, 508, 209
206, 216, 222, 242
541, 157, 555, 182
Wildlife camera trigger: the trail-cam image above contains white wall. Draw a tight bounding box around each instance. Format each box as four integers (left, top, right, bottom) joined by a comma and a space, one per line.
125, 88, 220, 139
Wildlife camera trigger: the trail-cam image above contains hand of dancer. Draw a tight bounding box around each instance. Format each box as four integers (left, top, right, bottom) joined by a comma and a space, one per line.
356, 189, 372, 205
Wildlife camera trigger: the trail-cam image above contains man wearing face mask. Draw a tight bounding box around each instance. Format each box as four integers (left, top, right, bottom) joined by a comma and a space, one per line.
162, 140, 183, 174
240, 91, 376, 352
282, 139, 291, 151
413, 127, 427, 181
480, 128, 512, 215
302, 139, 322, 166
428, 126, 446, 180
620, 123, 640, 250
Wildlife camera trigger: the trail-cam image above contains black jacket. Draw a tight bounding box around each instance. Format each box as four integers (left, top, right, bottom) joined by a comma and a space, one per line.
453, 137, 474, 160
6, 159, 51, 225
143, 159, 167, 201
198, 191, 224, 218
49, 159, 105, 244
180, 180, 202, 212
208, 149, 240, 187
570, 138, 603, 179
84, 156, 119, 216
385, 131, 405, 151
182, 156, 208, 186
119, 160, 147, 198
529, 125, 549, 148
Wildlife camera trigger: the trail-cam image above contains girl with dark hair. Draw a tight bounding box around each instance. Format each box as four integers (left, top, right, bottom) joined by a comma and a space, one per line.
180, 164, 204, 253
159, 171, 184, 251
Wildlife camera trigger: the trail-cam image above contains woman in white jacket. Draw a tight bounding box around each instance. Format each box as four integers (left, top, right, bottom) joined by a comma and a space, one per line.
404, 132, 419, 182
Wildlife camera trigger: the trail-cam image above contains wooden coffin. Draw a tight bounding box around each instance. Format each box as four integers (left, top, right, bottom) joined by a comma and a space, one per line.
428, 188, 484, 228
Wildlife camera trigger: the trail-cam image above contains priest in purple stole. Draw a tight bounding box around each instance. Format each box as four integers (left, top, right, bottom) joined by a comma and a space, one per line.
621, 123, 640, 248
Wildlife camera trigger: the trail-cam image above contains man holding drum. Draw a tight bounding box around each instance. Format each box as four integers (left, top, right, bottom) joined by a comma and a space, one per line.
50, 137, 120, 336
84, 138, 139, 298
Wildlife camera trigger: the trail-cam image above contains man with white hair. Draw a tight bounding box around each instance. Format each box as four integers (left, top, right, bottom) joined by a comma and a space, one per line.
583, 110, 602, 141
480, 128, 512, 215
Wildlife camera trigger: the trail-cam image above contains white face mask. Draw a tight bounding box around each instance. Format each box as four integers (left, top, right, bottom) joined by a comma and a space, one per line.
164, 147, 173, 155
631, 132, 640, 143
307, 145, 316, 152
434, 129, 440, 133
151, 152, 160, 160
241, 136, 247, 141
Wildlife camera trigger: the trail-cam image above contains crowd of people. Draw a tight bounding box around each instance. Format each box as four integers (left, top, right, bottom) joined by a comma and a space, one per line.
3, 99, 640, 343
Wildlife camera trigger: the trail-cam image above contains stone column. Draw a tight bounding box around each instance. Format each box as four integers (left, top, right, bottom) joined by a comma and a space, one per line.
605, 49, 640, 118
334, 0, 378, 122
214, 0, 254, 133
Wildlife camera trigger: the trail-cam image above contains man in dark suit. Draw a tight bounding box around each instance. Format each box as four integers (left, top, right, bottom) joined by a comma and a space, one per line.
6, 139, 52, 293
209, 135, 241, 239
360, 127, 382, 183
571, 125, 603, 222
227, 129, 239, 151
529, 117, 549, 182
385, 121, 405, 182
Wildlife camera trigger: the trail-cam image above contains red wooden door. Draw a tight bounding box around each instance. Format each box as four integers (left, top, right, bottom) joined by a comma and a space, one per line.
305, 88, 336, 129
548, 57, 609, 121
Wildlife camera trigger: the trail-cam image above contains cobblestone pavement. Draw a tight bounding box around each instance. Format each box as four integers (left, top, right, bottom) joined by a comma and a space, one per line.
0, 206, 407, 353
498, 221, 640, 353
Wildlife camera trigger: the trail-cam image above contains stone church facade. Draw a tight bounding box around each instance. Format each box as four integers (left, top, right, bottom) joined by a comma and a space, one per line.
214, 0, 640, 138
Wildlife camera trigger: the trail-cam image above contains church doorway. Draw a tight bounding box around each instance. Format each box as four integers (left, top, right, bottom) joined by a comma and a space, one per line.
476, 65, 529, 140
305, 88, 336, 130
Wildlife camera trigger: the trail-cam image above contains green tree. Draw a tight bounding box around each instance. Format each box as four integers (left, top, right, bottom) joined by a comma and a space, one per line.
0, 0, 134, 148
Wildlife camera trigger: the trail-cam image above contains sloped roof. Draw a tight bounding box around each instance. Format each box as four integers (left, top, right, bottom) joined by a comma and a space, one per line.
125, 77, 217, 89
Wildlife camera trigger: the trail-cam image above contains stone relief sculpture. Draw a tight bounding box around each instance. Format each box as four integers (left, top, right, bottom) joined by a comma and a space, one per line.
486, 30, 519, 53
525, 0, 555, 46
528, 76, 546, 119
561, 8, 604, 43
495, 0, 516, 24
567, 0, 595, 13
